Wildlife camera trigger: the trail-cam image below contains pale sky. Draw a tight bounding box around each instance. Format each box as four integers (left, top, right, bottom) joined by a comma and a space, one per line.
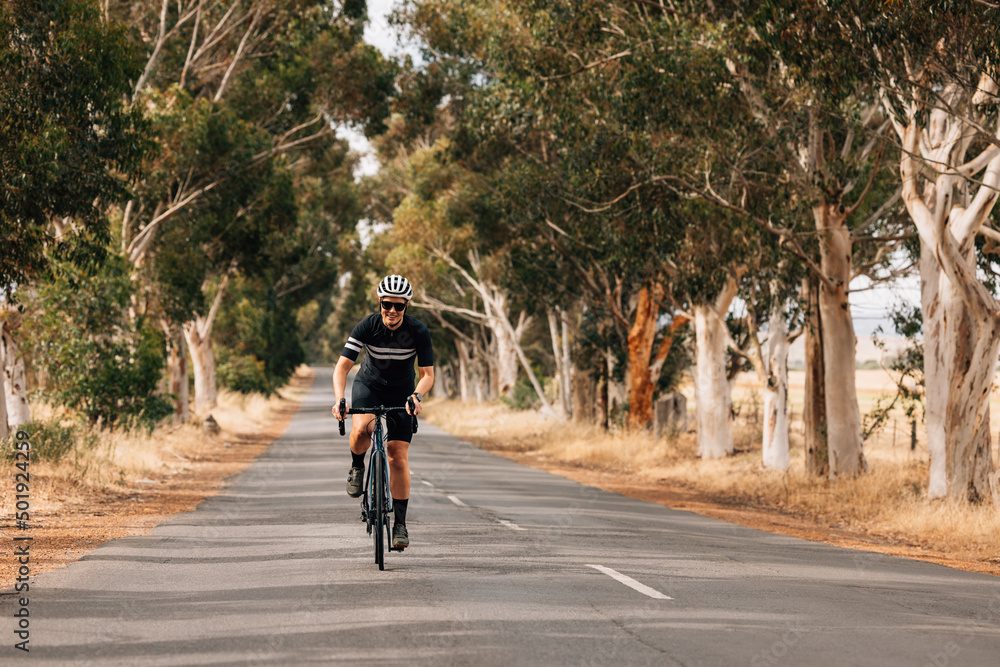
337, 0, 411, 178
363, 0, 408, 59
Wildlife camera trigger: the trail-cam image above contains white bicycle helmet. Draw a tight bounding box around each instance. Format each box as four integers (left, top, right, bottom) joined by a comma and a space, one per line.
377, 274, 413, 301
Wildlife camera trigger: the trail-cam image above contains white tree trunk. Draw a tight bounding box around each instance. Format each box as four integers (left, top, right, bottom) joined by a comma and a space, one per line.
0, 326, 10, 440
895, 108, 1000, 502
694, 305, 733, 458
456, 339, 471, 401
761, 307, 791, 471
165, 323, 190, 424
2, 326, 30, 427
907, 171, 990, 501
936, 173, 1000, 503
487, 290, 531, 400
492, 321, 520, 397
693, 276, 740, 458
814, 203, 865, 477
547, 308, 573, 418
183, 272, 231, 414
561, 309, 573, 416
920, 239, 949, 498
434, 363, 454, 398
184, 317, 217, 414
456, 338, 489, 402
943, 301, 999, 502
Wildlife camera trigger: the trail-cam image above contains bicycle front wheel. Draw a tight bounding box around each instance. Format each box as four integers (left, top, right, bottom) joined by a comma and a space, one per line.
372, 452, 385, 570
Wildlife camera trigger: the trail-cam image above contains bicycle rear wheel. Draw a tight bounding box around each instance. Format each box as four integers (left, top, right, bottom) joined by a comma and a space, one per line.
372, 452, 385, 570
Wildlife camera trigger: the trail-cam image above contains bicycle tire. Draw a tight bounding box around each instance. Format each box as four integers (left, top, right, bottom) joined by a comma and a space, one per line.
373, 452, 385, 570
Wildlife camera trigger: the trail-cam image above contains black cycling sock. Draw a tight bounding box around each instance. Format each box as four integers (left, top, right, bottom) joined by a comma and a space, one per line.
351, 450, 365, 469
393, 498, 408, 526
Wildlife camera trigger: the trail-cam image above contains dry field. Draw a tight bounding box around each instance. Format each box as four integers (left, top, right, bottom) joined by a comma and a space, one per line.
423, 375, 1000, 576
731, 369, 1000, 459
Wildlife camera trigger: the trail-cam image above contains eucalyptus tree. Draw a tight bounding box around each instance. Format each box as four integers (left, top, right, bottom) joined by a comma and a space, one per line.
831, 0, 1000, 502
584, 1, 909, 473
0, 0, 148, 293
0, 0, 149, 435
735, 260, 808, 470
113, 0, 394, 414
22, 255, 173, 429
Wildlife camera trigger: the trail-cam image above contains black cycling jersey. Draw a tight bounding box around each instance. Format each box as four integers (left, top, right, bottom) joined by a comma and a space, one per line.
341, 313, 434, 389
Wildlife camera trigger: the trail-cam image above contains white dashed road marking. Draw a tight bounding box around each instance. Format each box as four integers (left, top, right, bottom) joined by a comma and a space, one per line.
447, 495, 467, 507
496, 519, 525, 531
586, 564, 673, 600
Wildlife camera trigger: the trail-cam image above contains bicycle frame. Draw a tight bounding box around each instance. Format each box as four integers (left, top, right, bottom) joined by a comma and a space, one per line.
363, 415, 392, 522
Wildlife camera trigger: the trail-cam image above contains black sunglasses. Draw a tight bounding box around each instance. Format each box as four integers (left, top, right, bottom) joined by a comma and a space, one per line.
380, 300, 407, 312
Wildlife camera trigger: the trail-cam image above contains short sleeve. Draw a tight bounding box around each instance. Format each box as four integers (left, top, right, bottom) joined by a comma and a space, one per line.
415, 322, 434, 367
341, 319, 367, 362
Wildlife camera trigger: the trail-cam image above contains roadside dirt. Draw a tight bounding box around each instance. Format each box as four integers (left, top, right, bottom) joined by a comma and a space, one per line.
0, 369, 313, 592
492, 450, 1000, 578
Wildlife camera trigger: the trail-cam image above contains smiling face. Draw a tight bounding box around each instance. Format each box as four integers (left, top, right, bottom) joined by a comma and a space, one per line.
379, 296, 407, 330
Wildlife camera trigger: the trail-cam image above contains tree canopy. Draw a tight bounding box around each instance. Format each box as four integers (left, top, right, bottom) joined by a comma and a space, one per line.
0, 0, 149, 296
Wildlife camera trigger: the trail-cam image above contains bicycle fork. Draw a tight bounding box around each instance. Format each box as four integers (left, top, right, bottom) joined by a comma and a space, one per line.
361, 440, 393, 530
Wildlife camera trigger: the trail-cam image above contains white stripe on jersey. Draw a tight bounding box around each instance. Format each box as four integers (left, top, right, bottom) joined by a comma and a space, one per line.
367, 349, 417, 361
344, 341, 362, 352
368, 345, 417, 354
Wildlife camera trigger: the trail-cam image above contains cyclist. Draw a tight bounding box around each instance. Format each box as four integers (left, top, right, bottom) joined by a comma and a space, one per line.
331, 274, 434, 550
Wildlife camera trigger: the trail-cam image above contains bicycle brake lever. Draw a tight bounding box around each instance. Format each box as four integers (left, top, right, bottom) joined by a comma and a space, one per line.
338, 398, 346, 436
408, 396, 418, 434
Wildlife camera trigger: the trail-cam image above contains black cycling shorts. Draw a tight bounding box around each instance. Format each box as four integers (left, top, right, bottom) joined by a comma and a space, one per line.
351, 378, 415, 444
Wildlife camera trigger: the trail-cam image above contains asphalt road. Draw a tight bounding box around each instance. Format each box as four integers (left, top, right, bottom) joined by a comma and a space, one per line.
4, 367, 1000, 666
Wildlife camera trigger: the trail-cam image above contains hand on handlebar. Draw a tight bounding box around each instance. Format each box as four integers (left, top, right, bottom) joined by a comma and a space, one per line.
334, 398, 348, 436
406, 395, 422, 417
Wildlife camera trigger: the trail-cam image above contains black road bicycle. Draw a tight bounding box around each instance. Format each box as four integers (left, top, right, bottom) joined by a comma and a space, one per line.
338, 398, 417, 570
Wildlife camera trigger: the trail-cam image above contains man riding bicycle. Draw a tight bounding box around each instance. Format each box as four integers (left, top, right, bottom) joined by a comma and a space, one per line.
331, 275, 434, 549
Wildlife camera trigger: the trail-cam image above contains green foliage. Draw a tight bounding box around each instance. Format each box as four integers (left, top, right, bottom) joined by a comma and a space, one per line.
217, 350, 272, 395
22, 255, 173, 429
213, 276, 307, 394
0, 0, 149, 296
655, 325, 692, 396
302, 267, 376, 364
3, 419, 97, 463
501, 375, 540, 412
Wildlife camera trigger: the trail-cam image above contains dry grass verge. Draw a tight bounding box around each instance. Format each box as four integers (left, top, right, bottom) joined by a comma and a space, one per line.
423, 399, 1000, 577
0, 367, 314, 590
